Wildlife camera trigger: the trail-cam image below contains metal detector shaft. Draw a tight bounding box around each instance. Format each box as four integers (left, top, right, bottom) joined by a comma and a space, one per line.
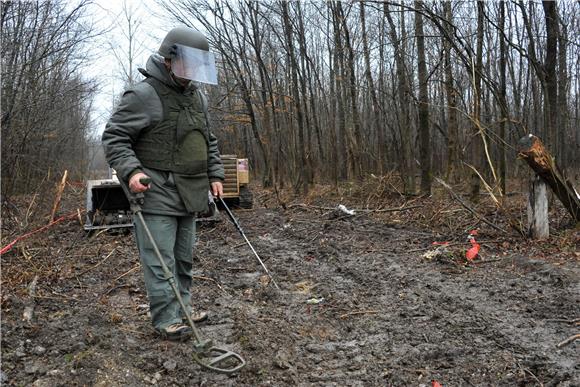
218, 197, 280, 290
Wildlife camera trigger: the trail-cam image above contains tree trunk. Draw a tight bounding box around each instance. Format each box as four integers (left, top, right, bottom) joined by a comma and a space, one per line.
297, 11, 325, 177
443, 2, 459, 182
330, 2, 348, 181
498, 0, 508, 195
338, 2, 362, 179
385, 3, 415, 195
360, 1, 383, 174
415, 1, 431, 195
557, 16, 569, 167
281, 1, 309, 195
519, 0, 560, 152
542, 1, 559, 156
248, 2, 274, 187
470, 1, 485, 202
327, 10, 339, 184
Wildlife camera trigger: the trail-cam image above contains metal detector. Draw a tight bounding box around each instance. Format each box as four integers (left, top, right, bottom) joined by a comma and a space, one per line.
121, 177, 246, 374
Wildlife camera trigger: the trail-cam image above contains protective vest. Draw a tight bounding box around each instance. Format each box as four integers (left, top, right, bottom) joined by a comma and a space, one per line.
134, 77, 209, 176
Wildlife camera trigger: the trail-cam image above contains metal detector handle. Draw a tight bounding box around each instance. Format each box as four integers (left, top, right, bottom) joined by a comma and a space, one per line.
119, 176, 151, 210
118, 177, 145, 212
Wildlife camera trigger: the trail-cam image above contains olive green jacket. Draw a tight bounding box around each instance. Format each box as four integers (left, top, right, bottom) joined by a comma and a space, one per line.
102, 55, 224, 215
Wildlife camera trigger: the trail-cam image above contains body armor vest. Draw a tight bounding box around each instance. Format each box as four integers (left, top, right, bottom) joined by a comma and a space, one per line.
134, 77, 209, 176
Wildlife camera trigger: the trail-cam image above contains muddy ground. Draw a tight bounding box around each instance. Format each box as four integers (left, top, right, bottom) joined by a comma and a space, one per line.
1, 182, 579, 386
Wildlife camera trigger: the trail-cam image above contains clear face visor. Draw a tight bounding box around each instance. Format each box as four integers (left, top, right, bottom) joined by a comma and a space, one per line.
171, 44, 218, 85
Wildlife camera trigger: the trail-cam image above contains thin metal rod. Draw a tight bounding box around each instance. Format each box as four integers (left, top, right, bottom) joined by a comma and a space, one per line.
218, 197, 280, 290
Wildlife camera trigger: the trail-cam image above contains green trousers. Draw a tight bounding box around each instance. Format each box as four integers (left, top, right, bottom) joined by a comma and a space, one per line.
133, 214, 195, 331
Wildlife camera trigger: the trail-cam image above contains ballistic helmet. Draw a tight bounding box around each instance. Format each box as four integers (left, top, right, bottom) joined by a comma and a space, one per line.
159, 27, 209, 57
159, 27, 217, 85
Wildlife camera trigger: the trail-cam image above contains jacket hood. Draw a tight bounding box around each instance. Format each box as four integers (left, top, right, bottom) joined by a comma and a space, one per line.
138, 54, 197, 92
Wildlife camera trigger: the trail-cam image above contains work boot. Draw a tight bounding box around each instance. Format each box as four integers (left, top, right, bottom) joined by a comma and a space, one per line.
157, 323, 192, 342
184, 310, 209, 324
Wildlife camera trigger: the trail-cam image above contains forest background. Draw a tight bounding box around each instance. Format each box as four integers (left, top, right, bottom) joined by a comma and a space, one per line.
2, 0, 579, 208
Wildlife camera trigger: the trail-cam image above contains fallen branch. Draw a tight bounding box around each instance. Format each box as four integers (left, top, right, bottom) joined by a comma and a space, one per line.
103, 284, 132, 296
339, 310, 378, 319
360, 205, 423, 213
114, 265, 140, 282
75, 247, 117, 278
22, 275, 39, 323
556, 333, 580, 348
192, 275, 230, 296
546, 318, 580, 324
434, 177, 507, 233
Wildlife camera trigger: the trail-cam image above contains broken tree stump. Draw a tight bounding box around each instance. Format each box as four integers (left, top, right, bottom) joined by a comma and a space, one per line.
49, 170, 68, 224
22, 275, 39, 323
527, 175, 549, 239
518, 135, 580, 223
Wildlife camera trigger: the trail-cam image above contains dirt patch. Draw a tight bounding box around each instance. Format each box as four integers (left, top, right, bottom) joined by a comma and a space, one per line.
1, 185, 579, 386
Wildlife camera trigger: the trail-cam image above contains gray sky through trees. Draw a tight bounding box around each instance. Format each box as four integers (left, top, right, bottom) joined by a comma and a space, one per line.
82, 0, 579, 190
88, 0, 166, 137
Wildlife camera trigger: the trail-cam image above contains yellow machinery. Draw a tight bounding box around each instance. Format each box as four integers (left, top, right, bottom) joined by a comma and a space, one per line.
220, 155, 253, 209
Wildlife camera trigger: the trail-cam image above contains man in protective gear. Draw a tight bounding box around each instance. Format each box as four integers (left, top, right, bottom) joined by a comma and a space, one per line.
102, 27, 223, 341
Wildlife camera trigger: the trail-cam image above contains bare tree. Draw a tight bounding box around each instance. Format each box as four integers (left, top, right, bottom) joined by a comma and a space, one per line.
498, 0, 508, 195
470, 0, 486, 201
281, 0, 310, 194
360, 1, 383, 174
442, 1, 460, 182
415, 0, 431, 195
149, 0, 580, 194
1, 0, 97, 197
385, 3, 415, 195
108, 0, 146, 88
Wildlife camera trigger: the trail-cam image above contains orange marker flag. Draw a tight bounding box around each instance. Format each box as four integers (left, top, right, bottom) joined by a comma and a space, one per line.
466, 232, 480, 261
